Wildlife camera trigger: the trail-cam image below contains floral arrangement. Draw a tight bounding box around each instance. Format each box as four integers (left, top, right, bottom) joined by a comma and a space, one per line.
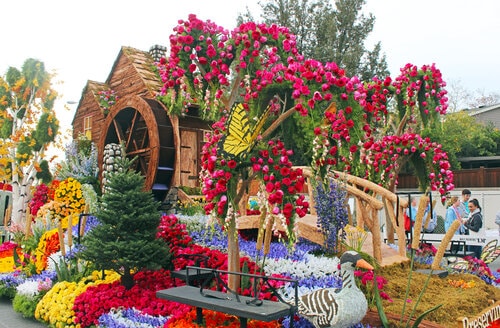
0, 241, 18, 254
1, 211, 500, 327
96, 89, 118, 115
34, 229, 60, 273
35, 270, 120, 327
355, 270, 393, 306
447, 279, 476, 289
314, 178, 348, 253
29, 184, 49, 216
98, 307, 168, 327
12, 277, 53, 318
156, 214, 193, 254
344, 225, 368, 252
167, 308, 281, 327
200, 129, 309, 246
54, 177, 85, 218
6, 224, 25, 245
73, 270, 176, 327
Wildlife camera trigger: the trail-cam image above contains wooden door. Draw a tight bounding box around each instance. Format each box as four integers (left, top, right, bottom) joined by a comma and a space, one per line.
180, 130, 199, 188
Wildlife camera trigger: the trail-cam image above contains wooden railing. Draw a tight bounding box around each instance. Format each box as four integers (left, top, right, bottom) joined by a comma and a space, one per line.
398, 167, 500, 189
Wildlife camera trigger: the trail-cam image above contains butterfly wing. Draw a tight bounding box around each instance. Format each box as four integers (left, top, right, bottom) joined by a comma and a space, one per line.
480, 239, 500, 264
250, 103, 270, 142
219, 102, 269, 158
446, 257, 469, 272
219, 103, 253, 157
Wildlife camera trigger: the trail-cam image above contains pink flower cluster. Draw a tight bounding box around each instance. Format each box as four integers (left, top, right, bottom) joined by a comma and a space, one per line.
161, 14, 454, 204
358, 134, 454, 202
392, 63, 448, 115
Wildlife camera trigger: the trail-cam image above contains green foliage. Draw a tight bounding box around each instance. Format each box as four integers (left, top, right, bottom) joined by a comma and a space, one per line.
35, 160, 53, 184
80, 159, 171, 289
424, 111, 500, 169
12, 292, 44, 318
0, 284, 16, 299
33, 112, 58, 150
176, 199, 204, 216
51, 256, 93, 283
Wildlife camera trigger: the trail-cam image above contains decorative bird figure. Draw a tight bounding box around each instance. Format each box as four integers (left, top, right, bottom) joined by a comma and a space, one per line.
297, 250, 373, 328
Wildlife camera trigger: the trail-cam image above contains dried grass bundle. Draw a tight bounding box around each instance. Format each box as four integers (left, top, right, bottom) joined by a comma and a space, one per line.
411, 196, 429, 250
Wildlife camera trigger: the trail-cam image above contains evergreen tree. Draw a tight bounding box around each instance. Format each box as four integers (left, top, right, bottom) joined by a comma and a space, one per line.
80, 159, 170, 289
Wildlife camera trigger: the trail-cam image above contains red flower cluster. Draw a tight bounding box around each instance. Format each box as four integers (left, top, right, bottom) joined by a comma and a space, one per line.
29, 184, 49, 216
73, 269, 182, 327
250, 140, 309, 223
354, 270, 392, 303
156, 214, 193, 255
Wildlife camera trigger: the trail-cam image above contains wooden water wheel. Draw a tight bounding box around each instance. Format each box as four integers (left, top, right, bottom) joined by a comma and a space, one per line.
98, 95, 175, 201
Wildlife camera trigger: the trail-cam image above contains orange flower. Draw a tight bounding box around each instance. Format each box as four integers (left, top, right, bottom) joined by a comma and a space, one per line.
168, 308, 280, 328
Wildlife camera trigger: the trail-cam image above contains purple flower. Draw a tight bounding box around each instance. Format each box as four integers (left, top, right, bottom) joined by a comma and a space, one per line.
314, 180, 348, 253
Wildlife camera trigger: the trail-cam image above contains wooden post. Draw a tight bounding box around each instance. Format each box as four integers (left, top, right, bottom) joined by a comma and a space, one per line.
67, 215, 73, 248
169, 114, 181, 187
227, 214, 240, 291
58, 221, 65, 257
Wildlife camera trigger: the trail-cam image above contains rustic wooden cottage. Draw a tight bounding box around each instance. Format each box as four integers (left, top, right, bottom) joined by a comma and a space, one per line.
71, 45, 211, 203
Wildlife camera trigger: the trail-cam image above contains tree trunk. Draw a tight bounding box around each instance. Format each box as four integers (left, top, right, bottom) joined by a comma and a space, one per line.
227, 216, 241, 292
122, 269, 135, 290
10, 179, 30, 228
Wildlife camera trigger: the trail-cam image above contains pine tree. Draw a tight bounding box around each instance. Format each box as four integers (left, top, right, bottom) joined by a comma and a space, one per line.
80, 159, 171, 289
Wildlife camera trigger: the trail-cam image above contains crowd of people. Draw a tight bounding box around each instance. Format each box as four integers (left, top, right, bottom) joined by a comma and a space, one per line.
405, 189, 487, 258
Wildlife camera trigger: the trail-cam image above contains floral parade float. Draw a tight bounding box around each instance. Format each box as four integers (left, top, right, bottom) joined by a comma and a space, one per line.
0, 14, 499, 328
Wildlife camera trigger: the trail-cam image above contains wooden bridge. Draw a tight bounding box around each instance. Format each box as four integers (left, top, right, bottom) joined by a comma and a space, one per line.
236, 168, 410, 267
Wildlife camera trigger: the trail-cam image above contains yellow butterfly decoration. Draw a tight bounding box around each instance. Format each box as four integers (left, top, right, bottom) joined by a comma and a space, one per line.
219, 102, 270, 158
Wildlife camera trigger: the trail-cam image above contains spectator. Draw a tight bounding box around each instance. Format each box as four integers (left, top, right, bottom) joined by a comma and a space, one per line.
406, 197, 418, 223
457, 189, 471, 218
463, 198, 483, 258
445, 196, 465, 234
445, 196, 465, 253
422, 198, 437, 233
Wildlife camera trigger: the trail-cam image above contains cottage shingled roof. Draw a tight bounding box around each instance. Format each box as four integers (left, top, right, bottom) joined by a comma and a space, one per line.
105, 46, 164, 97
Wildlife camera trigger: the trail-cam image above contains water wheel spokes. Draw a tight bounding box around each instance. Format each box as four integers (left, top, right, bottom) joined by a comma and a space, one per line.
100, 96, 175, 203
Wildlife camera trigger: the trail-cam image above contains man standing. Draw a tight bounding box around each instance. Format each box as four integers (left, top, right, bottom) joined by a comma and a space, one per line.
457, 189, 471, 219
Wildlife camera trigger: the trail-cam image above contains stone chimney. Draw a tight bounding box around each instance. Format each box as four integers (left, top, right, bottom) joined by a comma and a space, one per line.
149, 45, 167, 62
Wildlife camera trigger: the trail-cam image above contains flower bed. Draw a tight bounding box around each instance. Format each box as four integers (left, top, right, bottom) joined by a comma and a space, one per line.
1, 213, 500, 327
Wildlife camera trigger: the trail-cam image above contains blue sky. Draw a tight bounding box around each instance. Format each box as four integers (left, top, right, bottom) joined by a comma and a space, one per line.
1, 0, 499, 148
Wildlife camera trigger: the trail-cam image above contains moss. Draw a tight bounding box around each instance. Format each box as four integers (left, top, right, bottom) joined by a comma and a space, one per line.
372, 262, 500, 327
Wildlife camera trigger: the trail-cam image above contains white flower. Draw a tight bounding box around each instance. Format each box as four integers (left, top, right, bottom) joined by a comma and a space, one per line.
16, 280, 40, 299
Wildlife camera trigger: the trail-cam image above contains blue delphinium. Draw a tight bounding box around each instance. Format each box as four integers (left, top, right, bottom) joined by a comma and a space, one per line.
314, 179, 348, 254
0, 272, 26, 298
98, 307, 167, 328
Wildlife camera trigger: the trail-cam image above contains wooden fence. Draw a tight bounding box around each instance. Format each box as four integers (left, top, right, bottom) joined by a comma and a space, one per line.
398, 167, 500, 189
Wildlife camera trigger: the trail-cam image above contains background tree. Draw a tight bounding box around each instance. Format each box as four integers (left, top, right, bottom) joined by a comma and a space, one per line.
467, 89, 500, 108
423, 110, 500, 169
257, 0, 389, 79
0, 58, 59, 227
80, 158, 170, 289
